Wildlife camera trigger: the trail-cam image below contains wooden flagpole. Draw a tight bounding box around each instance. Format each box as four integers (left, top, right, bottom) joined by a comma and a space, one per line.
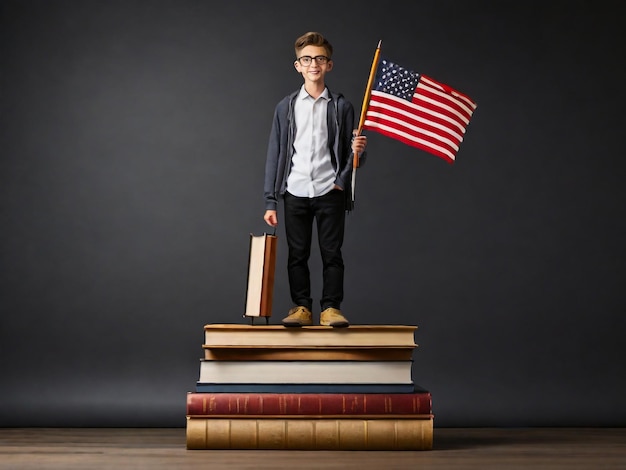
352, 40, 382, 205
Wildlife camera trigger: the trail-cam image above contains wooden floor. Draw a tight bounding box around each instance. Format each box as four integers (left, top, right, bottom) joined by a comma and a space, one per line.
0, 427, 624, 469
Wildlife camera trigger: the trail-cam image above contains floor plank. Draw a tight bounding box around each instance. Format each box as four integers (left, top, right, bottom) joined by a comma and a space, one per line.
0, 427, 624, 469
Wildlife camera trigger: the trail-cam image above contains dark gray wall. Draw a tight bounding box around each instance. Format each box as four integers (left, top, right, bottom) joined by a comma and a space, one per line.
1, 0, 624, 427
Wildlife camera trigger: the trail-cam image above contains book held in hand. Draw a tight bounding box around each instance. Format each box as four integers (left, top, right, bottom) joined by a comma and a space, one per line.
244, 233, 277, 321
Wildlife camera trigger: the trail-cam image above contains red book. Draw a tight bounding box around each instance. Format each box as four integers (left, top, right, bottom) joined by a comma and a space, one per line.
186, 391, 432, 418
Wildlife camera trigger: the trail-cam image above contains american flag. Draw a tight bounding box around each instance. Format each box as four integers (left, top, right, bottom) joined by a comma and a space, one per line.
362, 58, 477, 163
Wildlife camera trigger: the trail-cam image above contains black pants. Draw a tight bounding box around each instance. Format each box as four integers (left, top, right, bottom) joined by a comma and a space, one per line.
283, 189, 346, 312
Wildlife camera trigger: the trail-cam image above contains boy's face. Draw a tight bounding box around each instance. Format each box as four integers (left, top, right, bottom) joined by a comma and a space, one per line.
294, 45, 333, 85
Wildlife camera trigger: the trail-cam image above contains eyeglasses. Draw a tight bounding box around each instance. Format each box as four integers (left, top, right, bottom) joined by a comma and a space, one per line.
297, 55, 330, 66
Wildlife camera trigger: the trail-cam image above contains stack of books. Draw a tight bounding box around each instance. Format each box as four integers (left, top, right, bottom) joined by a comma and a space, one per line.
186, 324, 433, 450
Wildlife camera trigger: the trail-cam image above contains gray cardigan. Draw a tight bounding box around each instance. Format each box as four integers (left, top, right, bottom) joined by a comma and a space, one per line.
263, 88, 365, 212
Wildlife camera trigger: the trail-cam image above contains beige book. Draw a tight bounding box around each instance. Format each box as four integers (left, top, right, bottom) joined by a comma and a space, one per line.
186, 417, 433, 450
203, 346, 415, 361
204, 324, 418, 348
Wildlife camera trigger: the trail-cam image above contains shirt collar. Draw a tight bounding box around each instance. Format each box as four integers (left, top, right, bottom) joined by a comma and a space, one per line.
298, 85, 330, 101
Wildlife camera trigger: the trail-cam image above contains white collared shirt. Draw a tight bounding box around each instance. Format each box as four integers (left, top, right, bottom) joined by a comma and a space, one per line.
287, 86, 335, 198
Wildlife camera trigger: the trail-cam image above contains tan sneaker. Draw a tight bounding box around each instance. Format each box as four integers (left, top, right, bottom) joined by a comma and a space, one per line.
320, 307, 350, 328
282, 306, 313, 327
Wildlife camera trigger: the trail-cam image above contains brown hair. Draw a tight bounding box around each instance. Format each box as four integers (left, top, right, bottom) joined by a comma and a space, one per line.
294, 32, 333, 58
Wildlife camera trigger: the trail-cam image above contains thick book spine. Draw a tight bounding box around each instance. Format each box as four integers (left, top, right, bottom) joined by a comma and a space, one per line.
186, 391, 432, 417
260, 234, 277, 317
195, 383, 416, 394
186, 417, 433, 450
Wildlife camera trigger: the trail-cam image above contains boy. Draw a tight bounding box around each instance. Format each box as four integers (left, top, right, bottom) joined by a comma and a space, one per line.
263, 32, 367, 328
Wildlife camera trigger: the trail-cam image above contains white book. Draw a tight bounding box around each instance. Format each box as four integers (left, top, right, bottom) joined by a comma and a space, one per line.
198, 360, 413, 384
244, 234, 277, 319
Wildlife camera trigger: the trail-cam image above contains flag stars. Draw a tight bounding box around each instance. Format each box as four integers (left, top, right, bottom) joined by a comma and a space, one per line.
374, 59, 420, 101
